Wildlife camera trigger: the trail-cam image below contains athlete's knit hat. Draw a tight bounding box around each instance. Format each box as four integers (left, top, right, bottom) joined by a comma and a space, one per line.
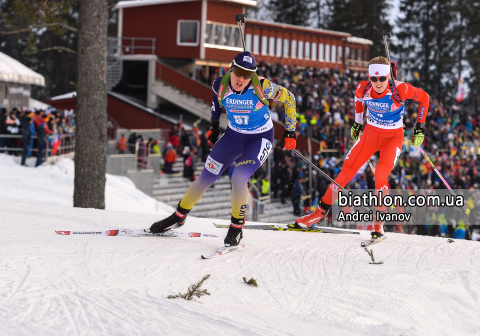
232, 51, 257, 72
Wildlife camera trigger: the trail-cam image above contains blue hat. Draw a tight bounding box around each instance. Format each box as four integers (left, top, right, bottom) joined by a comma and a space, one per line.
232, 51, 257, 72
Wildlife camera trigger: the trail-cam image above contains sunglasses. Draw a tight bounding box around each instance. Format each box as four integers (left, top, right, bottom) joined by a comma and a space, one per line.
232, 66, 256, 80
370, 76, 388, 83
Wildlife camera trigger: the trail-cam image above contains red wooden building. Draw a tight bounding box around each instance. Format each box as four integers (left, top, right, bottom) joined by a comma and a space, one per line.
48, 0, 372, 151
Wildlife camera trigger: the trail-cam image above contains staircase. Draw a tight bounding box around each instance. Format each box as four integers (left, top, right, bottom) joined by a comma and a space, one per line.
152, 157, 299, 224
152, 80, 212, 120
107, 38, 123, 90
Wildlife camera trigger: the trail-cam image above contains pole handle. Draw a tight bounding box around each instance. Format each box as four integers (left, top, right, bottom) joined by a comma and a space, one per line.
235, 14, 247, 52
235, 14, 246, 23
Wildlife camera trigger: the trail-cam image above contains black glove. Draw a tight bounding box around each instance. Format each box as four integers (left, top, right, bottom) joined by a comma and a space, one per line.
206, 118, 220, 147
278, 130, 297, 150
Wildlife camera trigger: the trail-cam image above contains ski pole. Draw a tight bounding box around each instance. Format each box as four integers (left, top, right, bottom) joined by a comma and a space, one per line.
373, 26, 395, 79
418, 146, 470, 215
293, 149, 375, 212
368, 160, 375, 173
235, 14, 247, 52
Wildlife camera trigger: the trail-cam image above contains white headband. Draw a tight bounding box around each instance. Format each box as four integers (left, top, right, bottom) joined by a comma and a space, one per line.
369, 64, 390, 77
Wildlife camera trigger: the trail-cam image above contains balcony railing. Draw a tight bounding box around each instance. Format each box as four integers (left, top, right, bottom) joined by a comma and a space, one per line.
113, 37, 156, 56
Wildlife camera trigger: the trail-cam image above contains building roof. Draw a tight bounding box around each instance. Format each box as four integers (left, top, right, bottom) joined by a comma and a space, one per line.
346, 36, 373, 45
247, 19, 351, 38
50, 91, 77, 101
116, 0, 257, 9
0, 51, 45, 86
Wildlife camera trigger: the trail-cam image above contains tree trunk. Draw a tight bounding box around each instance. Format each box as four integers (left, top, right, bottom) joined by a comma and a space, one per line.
74, 0, 108, 209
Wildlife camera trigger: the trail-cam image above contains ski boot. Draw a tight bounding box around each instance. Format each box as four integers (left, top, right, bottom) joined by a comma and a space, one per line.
149, 202, 190, 233
291, 201, 331, 229
224, 217, 245, 247
371, 211, 386, 240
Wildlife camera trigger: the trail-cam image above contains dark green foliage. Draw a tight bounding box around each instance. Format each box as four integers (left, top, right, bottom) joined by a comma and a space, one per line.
363, 247, 384, 265
324, 0, 392, 56
167, 274, 212, 301
0, 0, 119, 100
395, 0, 458, 102
267, 0, 313, 26
243, 277, 258, 287
459, 0, 480, 110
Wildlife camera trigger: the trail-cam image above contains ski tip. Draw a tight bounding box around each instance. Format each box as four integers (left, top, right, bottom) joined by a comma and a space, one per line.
55, 230, 70, 235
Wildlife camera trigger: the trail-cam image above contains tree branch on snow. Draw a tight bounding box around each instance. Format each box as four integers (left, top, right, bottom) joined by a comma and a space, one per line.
363, 247, 384, 265
167, 274, 211, 301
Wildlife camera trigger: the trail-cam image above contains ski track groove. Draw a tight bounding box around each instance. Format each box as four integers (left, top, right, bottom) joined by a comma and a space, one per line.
269, 241, 307, 279
0, 264, 30, 310
59, 294, 79, 336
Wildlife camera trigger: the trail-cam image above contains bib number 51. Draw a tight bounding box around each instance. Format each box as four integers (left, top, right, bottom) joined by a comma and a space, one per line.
234, 115, 249, 125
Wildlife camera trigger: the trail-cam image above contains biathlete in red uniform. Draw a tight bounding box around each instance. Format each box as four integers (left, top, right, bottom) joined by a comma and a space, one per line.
295, 56, 430, 238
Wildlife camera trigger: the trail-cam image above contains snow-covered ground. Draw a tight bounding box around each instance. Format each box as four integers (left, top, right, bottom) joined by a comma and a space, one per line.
0, 154, 173, 215
1, 155, 480, 335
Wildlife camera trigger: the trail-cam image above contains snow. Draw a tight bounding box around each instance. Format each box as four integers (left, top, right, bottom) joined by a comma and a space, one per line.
1, 155, 480, 335
0, 154, 173, 215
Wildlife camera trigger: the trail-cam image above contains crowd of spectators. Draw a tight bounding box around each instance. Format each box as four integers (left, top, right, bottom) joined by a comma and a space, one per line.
0, 107, 75, 167
195, 62, 480, 239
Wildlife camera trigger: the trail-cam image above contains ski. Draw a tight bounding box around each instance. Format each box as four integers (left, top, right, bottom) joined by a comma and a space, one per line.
361, 236, 387, 247
213, 223, 360, 235
55, 229, 224, 238
201, 244, 249, 259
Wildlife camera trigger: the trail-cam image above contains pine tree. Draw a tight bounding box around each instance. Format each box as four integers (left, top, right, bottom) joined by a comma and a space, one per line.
460, 0, 480, 110
73, 0, 108, 209
0, 0, 119, 100
267, 0, 313, 26
396, 0, 458, 102
323, 0, 392, 56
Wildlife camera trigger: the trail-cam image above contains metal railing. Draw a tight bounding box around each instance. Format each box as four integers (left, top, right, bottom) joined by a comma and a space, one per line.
115, 37, 156, 55
250, 195, 271, 222
0, 133, 75, 159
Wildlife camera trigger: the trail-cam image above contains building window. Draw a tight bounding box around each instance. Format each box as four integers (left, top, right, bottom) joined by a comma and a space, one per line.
338, 46, 342, 62
283, 39, 289, 57
276, 38, 282, 57
246, 34, 252, 52
319, 43, 324, 60
331, 45, 336, 63
291, 40, 297, 58
311, 42, 317, 60
351, 48, 356, 62
345, 47, 350, 60
325, 44, 330, 62
253, 35, 260, 53
261, 36, 268, 55
269, 37, 275, 56
298, 41, 304, 58
204, 22, 243, 49
358, 48, 363, 61
305, 42, 310, 59
177, 20, 199, 46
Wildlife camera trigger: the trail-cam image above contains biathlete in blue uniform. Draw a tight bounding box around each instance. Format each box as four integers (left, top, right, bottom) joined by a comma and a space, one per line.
149, 51, 298, 246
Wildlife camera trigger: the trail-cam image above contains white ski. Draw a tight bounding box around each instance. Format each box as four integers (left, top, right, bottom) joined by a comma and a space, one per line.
201, 244, 249, 259
361, 236, 387, 247
55, 229, 224, 238
213, 223, 360, 234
